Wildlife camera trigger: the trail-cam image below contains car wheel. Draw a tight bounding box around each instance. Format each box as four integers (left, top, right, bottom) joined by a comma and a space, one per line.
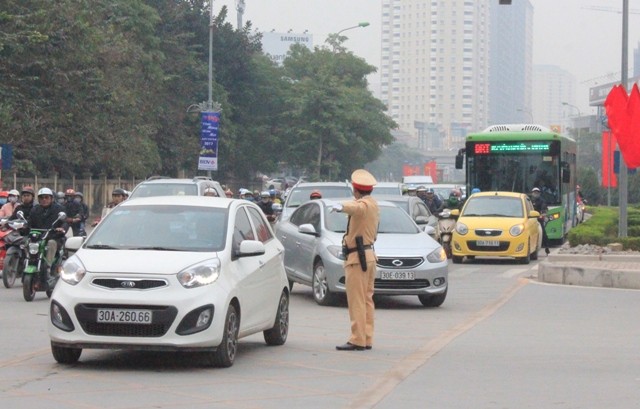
210, 304, 239, 368
51, 343, 82, 364
263, 290, 289, 346
2, 252, 18, 288
418, 288, 447, 307
23, 275, 36, 302
530, 238, 539, 261
312, 260, 336, 306
452, 255, 463, 264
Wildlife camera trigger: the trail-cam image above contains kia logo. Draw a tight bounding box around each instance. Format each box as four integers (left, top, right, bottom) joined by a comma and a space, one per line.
392, 259, 403, 267
121, 281, 136, 288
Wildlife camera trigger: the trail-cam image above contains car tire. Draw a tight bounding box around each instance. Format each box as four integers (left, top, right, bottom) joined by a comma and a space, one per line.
23, 275, 36, 302
530, 239, 539, 261
312, 260, 336, 306
210, 304, 239, 368
263, 290, 289, 346
452, 255, 463, 264
51, 342, 82, 364
2, 252, 18, 288
418, 288, 447, 307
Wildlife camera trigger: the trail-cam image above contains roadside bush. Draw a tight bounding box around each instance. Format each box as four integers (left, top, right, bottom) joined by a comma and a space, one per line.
568, 206, 640, 250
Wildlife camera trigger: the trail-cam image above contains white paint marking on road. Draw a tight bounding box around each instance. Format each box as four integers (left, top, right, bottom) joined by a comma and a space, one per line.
345, 278, 530, 409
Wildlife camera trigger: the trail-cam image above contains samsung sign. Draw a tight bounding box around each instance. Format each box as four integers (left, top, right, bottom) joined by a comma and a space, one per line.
262, 32, 314, 65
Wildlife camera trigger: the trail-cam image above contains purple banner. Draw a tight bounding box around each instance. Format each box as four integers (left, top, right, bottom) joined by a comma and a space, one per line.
199, 111, 220, 171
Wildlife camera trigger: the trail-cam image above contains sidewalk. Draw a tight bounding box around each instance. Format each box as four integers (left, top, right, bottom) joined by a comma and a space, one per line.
537, 253, 640, 290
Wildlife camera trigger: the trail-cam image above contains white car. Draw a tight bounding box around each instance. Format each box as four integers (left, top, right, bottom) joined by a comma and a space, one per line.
49, 196, 289, 367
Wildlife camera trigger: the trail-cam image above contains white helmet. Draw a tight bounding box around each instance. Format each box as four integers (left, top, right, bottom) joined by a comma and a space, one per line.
37, 187, 54, 197
8, 189, 19, 196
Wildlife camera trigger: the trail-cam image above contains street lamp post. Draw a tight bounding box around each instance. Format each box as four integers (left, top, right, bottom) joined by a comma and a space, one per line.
619, 0, 629, 238
562, 102, 582, 140
516, 108, 533, 123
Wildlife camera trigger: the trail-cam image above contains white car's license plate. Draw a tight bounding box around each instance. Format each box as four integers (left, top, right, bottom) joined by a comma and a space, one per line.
477, 240, 500, 246
96, 309, 153, 324
380, 271, 415, 280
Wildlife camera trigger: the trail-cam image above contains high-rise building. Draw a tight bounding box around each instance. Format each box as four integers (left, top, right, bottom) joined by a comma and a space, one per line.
488, 0, 533, 125
634, 41, 640, 77
531, 65, 577, 130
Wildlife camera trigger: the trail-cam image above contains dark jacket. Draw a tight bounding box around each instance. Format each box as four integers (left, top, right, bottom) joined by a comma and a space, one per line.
28, 202, 67, 238
531, 196, 548, 215
10, 202, 34, 221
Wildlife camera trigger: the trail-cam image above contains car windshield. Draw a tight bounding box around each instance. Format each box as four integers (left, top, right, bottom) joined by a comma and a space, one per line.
324, 205, 420, 234
384, 199, 410, 214
462, 196, 524, 218
85, 205, 228, 251
371, 186, 402, 196
286, 186, 352, 208
130, 183, 198, 198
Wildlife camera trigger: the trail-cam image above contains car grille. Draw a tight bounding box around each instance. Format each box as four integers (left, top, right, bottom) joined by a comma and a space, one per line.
75, 304, 178, 337
92, 278, 168, 290
377, 257, 424, 269
474, 229, 502, 237
467, 241, 510, 251
374, 279, 431, 289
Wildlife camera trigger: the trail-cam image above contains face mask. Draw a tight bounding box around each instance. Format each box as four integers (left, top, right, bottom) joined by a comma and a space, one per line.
73, 198, 81, 203
8, 196, 17, 203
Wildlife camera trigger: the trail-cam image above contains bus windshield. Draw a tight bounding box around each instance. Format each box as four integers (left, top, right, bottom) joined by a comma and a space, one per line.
467, 146, 560, 204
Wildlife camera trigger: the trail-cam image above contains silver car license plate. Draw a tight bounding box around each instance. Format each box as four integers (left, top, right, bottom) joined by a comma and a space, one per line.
477, 240, 500, 246
97, 309, 152, 324
380, 271, 415, 280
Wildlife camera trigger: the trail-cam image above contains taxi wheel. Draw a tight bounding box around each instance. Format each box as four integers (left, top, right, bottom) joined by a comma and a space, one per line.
51, 342, 82, 364
518, 244, 531, 265
452, 255, 463, 264
530, 240, 539, 261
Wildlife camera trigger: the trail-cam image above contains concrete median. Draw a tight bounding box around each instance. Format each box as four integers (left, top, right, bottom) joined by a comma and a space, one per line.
538, 254, 640, 290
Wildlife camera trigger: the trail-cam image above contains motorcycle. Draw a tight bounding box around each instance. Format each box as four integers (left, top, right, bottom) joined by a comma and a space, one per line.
436, 209, 457, 259
20, 211, 67, 301
1, 218, 28, 288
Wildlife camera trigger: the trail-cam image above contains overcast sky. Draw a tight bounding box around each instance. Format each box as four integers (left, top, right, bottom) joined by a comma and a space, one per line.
215, 0, 640, 115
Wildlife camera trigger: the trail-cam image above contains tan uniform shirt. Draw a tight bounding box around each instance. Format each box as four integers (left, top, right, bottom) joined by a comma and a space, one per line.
341, 195, 379, 267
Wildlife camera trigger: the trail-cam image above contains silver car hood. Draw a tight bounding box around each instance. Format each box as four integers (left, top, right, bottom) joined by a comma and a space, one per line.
373, 233, 440, 257
73, 250, 218, 275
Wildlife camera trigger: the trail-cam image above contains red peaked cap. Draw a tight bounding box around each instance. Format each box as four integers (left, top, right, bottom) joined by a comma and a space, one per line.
351, 169, 377, 192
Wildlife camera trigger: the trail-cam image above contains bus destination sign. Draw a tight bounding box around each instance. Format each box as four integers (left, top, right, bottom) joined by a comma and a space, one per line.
473, 141, 552, 154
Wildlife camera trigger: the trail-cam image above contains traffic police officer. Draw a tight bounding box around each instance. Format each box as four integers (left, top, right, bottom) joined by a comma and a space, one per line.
332, 169, 379, 351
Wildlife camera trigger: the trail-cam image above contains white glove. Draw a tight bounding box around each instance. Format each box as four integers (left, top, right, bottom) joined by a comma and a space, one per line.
330, 203, 343, 213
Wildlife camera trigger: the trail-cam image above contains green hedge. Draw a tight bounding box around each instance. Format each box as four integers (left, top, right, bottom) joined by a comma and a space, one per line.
568, 206, 640, 250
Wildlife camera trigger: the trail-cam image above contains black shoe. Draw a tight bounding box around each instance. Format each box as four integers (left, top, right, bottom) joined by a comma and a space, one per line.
365, 345, 372, 350
336, 342, 365, 351
545, 248, 550, 255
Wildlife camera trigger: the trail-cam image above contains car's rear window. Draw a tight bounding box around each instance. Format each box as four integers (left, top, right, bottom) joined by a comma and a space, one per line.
130, 183, 199, 198
86, 205, 228, 252
462, 197, 524, 218
286, 186, 352, 208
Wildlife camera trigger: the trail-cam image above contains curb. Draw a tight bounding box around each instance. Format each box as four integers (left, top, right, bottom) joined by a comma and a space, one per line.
538, 256, 640, 290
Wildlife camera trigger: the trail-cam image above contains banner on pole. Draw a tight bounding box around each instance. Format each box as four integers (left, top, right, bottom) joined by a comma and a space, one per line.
198, 111, 219, 171
0, 144, 12, 170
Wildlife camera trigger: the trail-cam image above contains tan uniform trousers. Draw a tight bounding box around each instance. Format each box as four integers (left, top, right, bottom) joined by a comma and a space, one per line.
345, 259, 376, 347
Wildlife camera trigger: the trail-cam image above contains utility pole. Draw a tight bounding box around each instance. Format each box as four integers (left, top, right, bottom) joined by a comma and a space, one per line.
619, 0, 628, 238
236, 0, 245, 29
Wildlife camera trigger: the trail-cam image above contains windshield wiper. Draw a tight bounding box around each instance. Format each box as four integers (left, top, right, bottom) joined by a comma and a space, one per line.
86, 244, 118, 249
129, 246, 184, 251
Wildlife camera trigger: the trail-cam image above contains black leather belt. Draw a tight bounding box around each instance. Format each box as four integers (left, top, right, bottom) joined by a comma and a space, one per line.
344, 245, 372, 254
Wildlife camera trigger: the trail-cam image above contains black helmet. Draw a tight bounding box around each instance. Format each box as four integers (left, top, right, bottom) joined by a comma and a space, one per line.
21, 186, 35, 196
112, 188, 126, 196
74, 191, 84, 198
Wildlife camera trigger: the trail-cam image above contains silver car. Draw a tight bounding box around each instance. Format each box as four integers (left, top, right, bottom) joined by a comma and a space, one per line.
279, 181, 353, 222
275, 199, 448, 307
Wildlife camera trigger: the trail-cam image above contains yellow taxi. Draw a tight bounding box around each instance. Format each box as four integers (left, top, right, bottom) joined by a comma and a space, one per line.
450, 191, 542, 264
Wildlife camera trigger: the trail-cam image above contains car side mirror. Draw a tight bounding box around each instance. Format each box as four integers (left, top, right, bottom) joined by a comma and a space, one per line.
449, 209, 460, 217
415, 215, 429, 225
236, 240, 266, 257
298, 223, 319, 236
529, 210, 540, 218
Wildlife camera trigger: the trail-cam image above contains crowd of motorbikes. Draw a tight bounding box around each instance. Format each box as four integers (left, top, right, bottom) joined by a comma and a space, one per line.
0, 211, 67, 301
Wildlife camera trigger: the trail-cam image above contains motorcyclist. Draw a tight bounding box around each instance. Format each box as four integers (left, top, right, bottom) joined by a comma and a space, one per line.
422, 188, 443, 214
72, 192, 89, 236
0, 189, 20, 217
444, 189, 463, 210
257, 191, 276, 222
203, 187, 218, 197
27, 188, 67, 276
10, 186, 36, 221
310, 190, 322, 200
531, 187, 550, 255
91, 188, 126, 227
55, 191, 65, 205
270, 189, 282, 204
63, 188, 83, 236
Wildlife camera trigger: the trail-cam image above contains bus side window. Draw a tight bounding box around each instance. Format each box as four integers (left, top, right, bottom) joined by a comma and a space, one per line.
562, 162, 571, 183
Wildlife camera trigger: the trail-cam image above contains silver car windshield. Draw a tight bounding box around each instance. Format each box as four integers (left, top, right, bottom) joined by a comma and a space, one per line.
462, 197, 524, 218
324, 205, 420, 234
286, 186, 352, 208
131, 183, 198, 198
85, 205, 228, 251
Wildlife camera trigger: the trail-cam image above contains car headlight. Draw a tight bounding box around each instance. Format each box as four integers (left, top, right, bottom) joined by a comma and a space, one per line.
426, 247, 447, 263
455, 222, 468, 235
327, 245, 345, 260
509, 224, 524, 236
177, 259, 221, 288
60, 257, 87, 285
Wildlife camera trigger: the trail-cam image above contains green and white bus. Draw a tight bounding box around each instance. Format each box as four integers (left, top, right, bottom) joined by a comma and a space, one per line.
455, 124, 577, 242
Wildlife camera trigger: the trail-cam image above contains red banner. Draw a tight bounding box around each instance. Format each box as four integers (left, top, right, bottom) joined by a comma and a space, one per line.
601, 131, 617, 188
423, 161, 438, 183
402, 164, 421, 176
